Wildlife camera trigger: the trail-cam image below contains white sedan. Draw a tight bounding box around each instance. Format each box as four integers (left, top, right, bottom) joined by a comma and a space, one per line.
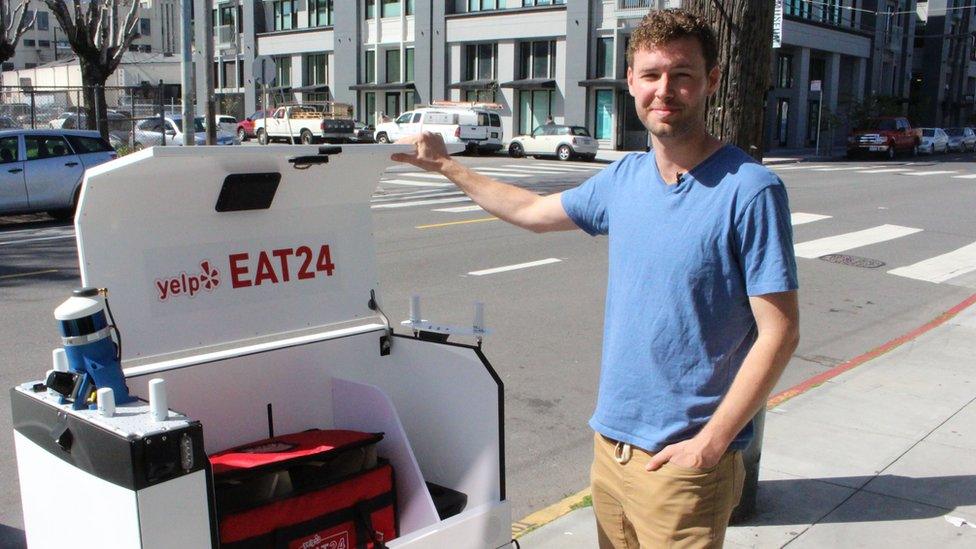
508, 124, 598, 161
919, 127, 949, 154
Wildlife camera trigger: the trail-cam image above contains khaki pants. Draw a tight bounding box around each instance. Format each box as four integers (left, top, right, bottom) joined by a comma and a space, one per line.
590, 432, 744, 549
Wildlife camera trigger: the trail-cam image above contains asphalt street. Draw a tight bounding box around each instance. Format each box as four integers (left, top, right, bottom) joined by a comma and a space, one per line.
1, 150, 975, 545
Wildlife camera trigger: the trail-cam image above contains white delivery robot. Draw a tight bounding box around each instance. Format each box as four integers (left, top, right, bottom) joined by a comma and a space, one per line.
11, 145, 510, 548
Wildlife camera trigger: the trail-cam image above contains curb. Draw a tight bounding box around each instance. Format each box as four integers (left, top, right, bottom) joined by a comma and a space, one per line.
513, 292, 976, 536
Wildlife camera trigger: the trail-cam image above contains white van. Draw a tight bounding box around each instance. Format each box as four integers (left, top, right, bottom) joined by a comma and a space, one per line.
373, 102, 503, 153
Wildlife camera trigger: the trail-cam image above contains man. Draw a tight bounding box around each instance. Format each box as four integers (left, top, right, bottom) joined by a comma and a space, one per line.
392, 9, 799, 548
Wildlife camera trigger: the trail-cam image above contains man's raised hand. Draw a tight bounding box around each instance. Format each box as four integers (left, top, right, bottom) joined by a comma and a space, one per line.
391, 132, 453, 173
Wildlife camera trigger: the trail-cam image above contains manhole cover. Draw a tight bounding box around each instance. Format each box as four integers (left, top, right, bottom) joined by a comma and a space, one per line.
818, 254, 886, 268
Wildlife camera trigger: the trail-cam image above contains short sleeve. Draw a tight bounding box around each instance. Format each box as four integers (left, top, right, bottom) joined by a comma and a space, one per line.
561, 165, 614, 236
734, 184, 799, 296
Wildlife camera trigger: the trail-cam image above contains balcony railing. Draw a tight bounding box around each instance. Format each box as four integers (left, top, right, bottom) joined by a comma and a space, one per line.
618, 0, 652, 8
217, 25, 238, 48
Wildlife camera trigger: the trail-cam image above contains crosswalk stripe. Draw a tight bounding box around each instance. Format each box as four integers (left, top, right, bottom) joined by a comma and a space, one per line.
371, 191, 463, 203
433, 205, 484, 213
372, 196, 472, 209
904, 170, 957, 176
951, 174, 976, 179
810, 166, 873, 171
381, 179, 454, 187
468, 258, 562, 276
856, 168, 912, 174
888, 242, 976, 283
791, 213, 832, 226
501, 164, 595, 172
771, 164, 830, 170
794, 224, 922, 259
474, 170, 533, 178
386, 172, 449, 180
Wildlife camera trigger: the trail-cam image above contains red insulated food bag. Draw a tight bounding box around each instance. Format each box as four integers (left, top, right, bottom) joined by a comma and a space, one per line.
211, 429, 397, 548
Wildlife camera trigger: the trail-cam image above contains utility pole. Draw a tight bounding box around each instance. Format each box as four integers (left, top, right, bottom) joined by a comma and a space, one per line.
202, 0, 215, 144
180, 0, 195, 146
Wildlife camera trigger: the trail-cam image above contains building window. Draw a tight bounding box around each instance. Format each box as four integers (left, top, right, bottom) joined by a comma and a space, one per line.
219, 5, 236, 30
273, 0, 297, 31
2, 62, 14, 71
468, 0, 497, 10
304, 53, 328, 99
38, 40, 50, 48
776, 54, 793, 88
363, 92, 376, 125
140, 17, 150, 36
595, 37, 613, 78
36, 11, 49, 31
365, 0, 375, 19
309, 0, 333, 27
139, 44, 151, 53
464, 43, 496, 81
222, 60, 237, 88
518, 89, 553, 135
405, 90, 416, 110
405, 48, 414, 81
385, 49, 400, 83
364, 50, 375, 83
24, 39, 35, 47
465, 89, 497, 103
406, 0, 415, 15
275, 56, 292, 87
595, 89, 613, 140
522, 0, 566, 6
519, 40, 556, 79
384, 92, 401, 118
25, 63, 36, 69
381, 0, 400, 17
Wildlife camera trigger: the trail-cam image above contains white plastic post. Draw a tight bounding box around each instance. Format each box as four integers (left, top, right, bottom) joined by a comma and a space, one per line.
410, 295, 421, 323
473, 302, 485, 334
149, 378, 168, 422
51, 348, 68, 372
97, 388, 116, 418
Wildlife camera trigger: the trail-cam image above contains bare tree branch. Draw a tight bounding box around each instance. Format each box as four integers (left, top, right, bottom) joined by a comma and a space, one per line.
0, 0, 37, 65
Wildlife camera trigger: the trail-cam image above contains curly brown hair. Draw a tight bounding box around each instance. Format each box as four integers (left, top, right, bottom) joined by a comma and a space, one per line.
626, 9, 718, 71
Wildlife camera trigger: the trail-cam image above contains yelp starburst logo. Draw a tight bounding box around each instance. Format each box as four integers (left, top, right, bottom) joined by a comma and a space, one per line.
155, 260, 221, 301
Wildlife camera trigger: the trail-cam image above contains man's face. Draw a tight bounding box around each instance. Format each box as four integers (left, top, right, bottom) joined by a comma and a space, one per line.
626, 37, 720, 140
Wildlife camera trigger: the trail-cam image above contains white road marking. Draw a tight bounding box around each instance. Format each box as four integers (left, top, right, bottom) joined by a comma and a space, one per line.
904, 170, 957, 176
0, 235, 76, 247
856, 168, 913, 174
371, 196, 472, 209
434, 205, 484, 213
473, 170, 533, 178
770, 164, 831, 170
794, 224, 923, 259
387, 172, 449, 180
810, 166, 875, 171
371, 191, 464, 203
791, 213, 832, 226
888, 242, 976, 283
951, 174, 976, 179
380, 179, 454, 187
501, 164, 595, 172
468, 258, 562, 276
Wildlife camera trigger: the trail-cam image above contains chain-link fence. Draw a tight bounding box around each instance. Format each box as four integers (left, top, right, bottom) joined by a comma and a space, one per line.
0, 83, 184, 150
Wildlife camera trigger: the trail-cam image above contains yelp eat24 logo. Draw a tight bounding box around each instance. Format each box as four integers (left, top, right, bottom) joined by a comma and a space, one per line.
155, 244, 335, 301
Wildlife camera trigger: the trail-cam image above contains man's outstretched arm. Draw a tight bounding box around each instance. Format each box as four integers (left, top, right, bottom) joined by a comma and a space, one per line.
391, 132, 579, 233
646, 290, 800, 471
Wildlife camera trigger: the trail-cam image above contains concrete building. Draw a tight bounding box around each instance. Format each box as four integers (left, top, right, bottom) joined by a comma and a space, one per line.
911, 0, 976, 127
2, 0, 181, 74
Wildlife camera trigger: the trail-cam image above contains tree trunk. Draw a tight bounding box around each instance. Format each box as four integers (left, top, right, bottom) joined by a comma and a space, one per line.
684, 0, 774, 162
79, 59, 110, 140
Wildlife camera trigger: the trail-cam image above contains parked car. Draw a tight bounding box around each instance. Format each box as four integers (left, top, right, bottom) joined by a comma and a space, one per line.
508, 124, 599, 161
0, 115, 19, 129
351, 121, 375, 143
847, 116, 920, 159
0, 129, 117, 219
373, 102, 504, 153
51, 111, 134, 145
918, 128, 949, 154
235, 110, 270, 142
215, 114, 238, 135
945, 127, 976, 152
132, 116, 238, 148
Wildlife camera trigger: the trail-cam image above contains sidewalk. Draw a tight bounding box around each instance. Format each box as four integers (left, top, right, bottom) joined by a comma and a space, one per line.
595, 146, 838, 166
518, 296, 976, 547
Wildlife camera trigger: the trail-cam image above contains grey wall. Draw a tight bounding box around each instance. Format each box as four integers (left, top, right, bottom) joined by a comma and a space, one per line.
333, 0, 361, 108
564, 0, 590, 126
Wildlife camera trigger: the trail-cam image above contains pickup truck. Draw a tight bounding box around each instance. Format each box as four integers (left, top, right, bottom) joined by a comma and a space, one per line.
253, 103, 355, 145
847, 116, 920, 159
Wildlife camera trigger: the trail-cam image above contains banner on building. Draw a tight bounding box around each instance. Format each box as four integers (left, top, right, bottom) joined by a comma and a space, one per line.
773, 0, 784, 49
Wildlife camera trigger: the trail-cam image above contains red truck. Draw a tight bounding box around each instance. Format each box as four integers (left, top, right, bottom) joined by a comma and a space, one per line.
847, 116, 920, 159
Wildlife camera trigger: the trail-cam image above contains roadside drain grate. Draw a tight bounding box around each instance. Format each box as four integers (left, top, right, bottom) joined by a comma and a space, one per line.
818, 254, 886, 268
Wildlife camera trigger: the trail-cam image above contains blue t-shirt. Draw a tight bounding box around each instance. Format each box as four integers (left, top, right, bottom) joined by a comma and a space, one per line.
560, 145, 798, 452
